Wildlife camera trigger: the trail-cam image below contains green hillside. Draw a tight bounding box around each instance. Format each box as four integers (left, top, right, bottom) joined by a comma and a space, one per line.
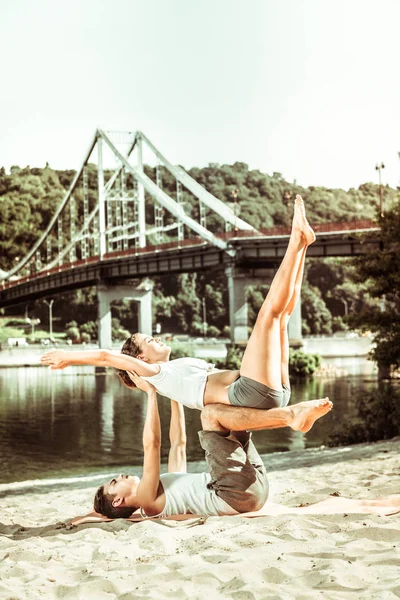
0, 163, 397, 340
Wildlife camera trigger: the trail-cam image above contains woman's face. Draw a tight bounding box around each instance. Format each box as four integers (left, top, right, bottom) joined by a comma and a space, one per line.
136, 334, 171, 363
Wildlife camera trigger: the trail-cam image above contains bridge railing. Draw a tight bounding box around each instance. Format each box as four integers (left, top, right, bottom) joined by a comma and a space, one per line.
0, 218, 381, 293
216, 218, 379, 240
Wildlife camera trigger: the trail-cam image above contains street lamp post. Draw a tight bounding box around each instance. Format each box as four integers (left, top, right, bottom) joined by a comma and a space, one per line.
43, 299, 54, 341
25, 317, 41, 342
375, 162, 385, 217
202, 297, 207, 337
340, 296, 348, 317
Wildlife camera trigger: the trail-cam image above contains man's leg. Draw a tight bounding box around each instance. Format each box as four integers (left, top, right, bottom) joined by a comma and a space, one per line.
199, 397, 332, 515
201, 397, 332, 434
239, 196, 315, 391
198, 427, 269, 513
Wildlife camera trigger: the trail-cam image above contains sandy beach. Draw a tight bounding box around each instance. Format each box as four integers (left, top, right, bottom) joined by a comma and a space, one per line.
1, 438, 399, 600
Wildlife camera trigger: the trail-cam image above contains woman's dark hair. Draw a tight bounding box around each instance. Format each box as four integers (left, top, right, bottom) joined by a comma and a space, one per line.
117, 333, 143, 389
94, 485, 136, 519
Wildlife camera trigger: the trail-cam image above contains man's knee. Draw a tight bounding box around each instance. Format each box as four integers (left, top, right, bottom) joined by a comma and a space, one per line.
201, 404, 225, 432
251, 486, 269, 512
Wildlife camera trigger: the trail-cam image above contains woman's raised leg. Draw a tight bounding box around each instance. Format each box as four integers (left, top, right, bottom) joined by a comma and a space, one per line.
240, 196, 315, 390
280, 245, 307, 391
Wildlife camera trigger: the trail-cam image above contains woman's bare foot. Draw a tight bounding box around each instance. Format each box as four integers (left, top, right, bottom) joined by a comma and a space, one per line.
289, 398, 332, 433
292, 195, 316, 246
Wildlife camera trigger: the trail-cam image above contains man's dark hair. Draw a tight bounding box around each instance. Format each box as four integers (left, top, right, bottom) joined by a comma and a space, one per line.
94, 485, 136, 519
117, 333, 143, 389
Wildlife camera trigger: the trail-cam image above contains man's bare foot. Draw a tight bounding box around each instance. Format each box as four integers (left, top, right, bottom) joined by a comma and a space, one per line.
292, 195, 316, 246
289, 398, 332, 433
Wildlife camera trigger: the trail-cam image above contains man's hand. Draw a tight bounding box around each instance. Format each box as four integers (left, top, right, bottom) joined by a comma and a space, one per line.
128, 371, 156, 393
41, 349, 71, 370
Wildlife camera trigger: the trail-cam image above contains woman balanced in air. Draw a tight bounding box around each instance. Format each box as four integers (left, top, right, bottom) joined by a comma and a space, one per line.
42, 195, 331, 432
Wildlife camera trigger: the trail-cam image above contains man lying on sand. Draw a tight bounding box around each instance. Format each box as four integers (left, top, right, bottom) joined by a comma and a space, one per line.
72, 378, 399, 526
42, 195, 315, 416
93, 373, 333, 520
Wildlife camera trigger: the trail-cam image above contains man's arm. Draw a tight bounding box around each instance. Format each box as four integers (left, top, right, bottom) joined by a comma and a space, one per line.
130, 372, 162, 516
168, 400, 187, 473
40, 348, 159, 377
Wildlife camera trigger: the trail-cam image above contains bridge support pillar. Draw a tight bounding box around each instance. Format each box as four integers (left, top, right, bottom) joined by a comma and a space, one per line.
97, 281, 152, 349
226, 267, 302, 344
226, 267, 250, 344
287, 297, 302, 341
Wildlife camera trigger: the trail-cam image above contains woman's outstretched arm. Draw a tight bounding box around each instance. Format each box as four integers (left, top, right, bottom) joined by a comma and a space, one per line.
40, 348, 160, 377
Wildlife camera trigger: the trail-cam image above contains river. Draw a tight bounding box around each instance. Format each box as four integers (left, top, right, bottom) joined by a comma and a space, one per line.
0, 353, 380, 489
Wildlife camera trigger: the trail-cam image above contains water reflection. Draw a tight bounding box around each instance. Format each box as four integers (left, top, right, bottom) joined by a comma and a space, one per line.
0, 364, 382, 484
97, 377, 114, 453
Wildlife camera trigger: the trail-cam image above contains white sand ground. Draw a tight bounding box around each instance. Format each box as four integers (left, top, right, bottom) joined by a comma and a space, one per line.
1, 438, 399, 600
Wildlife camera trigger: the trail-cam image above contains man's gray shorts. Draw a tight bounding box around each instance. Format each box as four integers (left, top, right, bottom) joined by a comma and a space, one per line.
198, 429, 269, 513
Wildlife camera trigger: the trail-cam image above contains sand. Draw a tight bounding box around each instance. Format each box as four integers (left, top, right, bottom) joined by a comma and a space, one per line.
1, 438, 399, 600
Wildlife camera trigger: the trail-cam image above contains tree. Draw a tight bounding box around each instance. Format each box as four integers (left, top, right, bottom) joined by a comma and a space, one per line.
174, 273, 202, 333
66, 321, 80, 343
348, 202, 400, 372
301, 283, 332, 335
307, 258, 374, 321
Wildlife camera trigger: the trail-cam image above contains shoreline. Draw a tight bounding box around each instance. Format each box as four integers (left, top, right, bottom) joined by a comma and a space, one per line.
0, 335, 374, 368
1, 436, 397, 493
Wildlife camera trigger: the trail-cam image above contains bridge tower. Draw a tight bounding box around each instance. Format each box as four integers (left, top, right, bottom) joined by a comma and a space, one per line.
135, 132, 146, 248
97, 137, 107, 259
2, 128, 337, 350
97, 281, 153, 349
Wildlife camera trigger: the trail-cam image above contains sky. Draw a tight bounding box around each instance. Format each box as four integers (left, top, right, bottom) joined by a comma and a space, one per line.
1, 0, 400, 190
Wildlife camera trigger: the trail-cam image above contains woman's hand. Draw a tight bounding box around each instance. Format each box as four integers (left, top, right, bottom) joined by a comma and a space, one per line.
41, 349, 70, 370
128, 370, 156, 393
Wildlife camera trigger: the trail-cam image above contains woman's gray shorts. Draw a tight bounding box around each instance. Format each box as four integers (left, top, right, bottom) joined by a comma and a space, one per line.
228, 375, 291, 409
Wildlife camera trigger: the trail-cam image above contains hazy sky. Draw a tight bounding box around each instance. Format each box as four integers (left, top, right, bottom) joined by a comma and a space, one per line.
1, 0, 399, 190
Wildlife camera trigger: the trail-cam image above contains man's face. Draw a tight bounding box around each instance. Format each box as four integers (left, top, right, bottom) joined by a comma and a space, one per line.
136, 334, 171, 363
103, 474, 141, 506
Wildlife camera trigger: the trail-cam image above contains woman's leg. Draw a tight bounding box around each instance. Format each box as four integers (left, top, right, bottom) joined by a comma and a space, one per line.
240, 196, 315, 390
280, 245, 307, 390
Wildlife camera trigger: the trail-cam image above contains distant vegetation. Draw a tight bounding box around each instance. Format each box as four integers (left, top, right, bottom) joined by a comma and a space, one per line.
212, 345, 321, 377
347, 202, 400, 374
329, 385, 400, 446
0, 163, 398, 361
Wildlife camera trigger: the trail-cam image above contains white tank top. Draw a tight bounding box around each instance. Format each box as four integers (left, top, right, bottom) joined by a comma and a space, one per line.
141, 357, 214, 410
157, 472, 238, 517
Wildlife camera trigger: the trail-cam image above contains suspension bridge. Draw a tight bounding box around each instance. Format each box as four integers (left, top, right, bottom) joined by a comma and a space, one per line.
0, 130, 381, 345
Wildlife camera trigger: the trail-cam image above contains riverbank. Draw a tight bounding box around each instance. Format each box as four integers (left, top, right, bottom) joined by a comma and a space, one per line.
0, 335, 374, 367
1, 437, 398, 599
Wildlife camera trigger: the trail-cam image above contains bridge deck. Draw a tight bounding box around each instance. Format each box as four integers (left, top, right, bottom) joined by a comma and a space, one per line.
0, 221, 381, 308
